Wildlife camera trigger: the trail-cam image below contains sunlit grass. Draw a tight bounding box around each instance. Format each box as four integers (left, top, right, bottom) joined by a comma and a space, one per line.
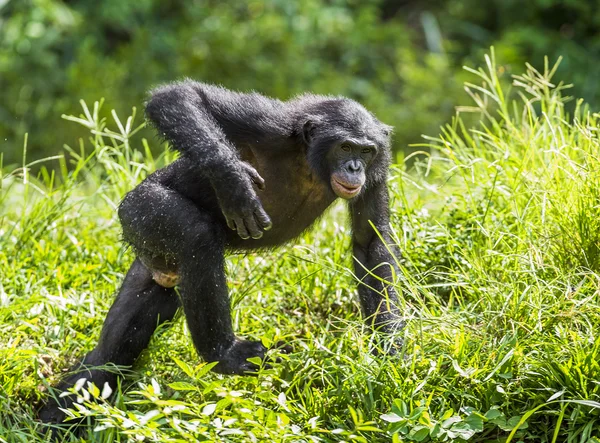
1, 51, 599, 442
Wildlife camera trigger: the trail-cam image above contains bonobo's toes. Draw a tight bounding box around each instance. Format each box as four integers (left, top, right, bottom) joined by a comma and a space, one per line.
212, 339, 293, 375
370, 332, 404, 357
38, 382, 79, 425
38, 396, 83, 439
213, 339, 268, 375
273, 340, 293, 354
38, 402, 67, 425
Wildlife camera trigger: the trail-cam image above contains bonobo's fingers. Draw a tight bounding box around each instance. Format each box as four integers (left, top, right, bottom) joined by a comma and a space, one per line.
226, 217, 236, 231
216, 164, 271, 239
254, 207, 272, 231
245, 215, 263, 240
233, 218, 250, 240
241, 162, 265, 190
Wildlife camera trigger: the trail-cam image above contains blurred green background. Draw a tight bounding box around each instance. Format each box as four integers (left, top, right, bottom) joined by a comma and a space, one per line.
2, 0, 599, 166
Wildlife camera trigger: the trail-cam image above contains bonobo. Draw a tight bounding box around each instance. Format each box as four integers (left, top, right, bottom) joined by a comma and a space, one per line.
39, 82, 403, 424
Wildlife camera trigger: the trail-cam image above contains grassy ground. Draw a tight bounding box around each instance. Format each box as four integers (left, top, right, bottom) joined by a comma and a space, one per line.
1, 52, 600, 442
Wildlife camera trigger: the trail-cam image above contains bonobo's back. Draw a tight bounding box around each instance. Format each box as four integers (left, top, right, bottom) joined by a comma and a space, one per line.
148, 81, 295, 146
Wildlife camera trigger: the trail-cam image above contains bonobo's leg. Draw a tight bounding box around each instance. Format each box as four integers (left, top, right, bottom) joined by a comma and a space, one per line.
39, 258, 179, 424
350, 183, 404, 353
176, 221, 268, 374
118, 179, 268, 375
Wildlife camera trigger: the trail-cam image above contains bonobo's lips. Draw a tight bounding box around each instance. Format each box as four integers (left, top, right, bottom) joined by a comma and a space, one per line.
331, 176, 362, 199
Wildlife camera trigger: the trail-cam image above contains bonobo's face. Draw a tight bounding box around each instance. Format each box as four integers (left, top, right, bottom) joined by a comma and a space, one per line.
301, 97, 392, 198
328, 140, 377, 199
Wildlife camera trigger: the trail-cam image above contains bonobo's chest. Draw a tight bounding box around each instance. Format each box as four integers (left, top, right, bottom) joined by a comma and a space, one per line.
226, 147, 336, 250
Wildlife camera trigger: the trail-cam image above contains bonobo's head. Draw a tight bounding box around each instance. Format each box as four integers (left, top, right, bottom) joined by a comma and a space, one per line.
298, 97, 392, 199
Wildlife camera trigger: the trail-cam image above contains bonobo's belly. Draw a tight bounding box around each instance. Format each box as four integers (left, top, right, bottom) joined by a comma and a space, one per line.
225, 151, 336, 250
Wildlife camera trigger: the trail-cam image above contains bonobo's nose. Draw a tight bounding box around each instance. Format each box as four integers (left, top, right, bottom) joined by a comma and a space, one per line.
347, 160, 361, 173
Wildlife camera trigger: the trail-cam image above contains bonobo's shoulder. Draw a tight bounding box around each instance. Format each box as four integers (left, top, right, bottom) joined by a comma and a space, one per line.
166, 80, 285, 105
147, 80, 286, 111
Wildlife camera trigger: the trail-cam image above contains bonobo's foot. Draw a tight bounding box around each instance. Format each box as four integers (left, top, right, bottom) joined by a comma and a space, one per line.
38, 375, 88, 438
212, 339, 268, 374
38, 366, 116, 428
39, 398, 69, 426
38, 401, 78, 441
373, 336, 403, 357
39, 375, 83, 426
211, 339, 292, 375
377, 320, 406, 356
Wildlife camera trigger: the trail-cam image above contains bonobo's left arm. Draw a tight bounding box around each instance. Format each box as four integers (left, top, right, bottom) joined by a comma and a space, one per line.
350, 182, 404, 343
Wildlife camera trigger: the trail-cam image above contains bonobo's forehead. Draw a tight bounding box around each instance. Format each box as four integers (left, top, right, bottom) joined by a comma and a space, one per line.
317, 98, 390, 146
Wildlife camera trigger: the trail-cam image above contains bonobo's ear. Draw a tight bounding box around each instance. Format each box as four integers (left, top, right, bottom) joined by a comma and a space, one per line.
382, 124, 394, 138
302, 119, 316, 145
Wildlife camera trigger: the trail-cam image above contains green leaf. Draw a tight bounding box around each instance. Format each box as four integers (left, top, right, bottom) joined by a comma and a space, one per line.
464, 412, 484, 432
408, 406, 426, 421
408, 426, 430, 442
173, 357, 194, 378
247, 357, 262, 366
202, 403, 217, 416
441, 416, 462, 428
357, 425, 382, 432
196, 361, 219, 378
449, 422, 478, 440
547, 390, 565, 402
168, 382, 197, 391
565, 400, 600, 409
381, 413, 403, 423
484, 408, 504, 420
507, 415, 528, 430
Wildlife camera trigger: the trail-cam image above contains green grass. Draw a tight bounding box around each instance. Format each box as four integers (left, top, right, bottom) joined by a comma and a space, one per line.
1, 51, 600, 442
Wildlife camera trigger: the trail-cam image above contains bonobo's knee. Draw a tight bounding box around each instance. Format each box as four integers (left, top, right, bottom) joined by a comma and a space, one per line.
116, 181, 172, 248
117, 184, 148, 230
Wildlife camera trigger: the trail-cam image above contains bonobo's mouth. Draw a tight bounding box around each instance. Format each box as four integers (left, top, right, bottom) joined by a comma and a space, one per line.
331, 176, 362, 199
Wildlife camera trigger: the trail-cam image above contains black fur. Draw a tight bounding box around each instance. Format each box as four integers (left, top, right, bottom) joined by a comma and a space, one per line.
39, 81, 403, 427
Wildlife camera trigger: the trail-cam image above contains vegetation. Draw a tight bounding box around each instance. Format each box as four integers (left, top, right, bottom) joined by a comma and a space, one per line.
1, 53, 599, 442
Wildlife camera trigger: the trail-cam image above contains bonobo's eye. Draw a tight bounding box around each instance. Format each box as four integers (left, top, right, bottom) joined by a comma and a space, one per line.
361, 147, 372, 154
340, 143, 351, 152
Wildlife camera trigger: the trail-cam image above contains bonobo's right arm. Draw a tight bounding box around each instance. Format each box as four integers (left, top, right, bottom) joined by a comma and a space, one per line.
145, 81, 271, 240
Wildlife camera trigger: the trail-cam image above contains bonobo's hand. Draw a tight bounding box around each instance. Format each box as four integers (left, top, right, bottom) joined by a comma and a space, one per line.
215, 162, 272, 240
